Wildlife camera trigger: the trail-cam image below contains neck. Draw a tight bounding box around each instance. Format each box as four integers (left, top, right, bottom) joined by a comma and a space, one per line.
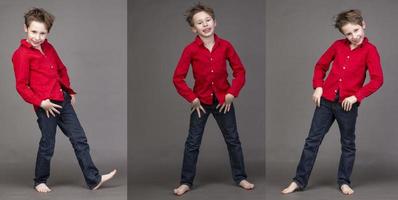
199, 34, 215, 46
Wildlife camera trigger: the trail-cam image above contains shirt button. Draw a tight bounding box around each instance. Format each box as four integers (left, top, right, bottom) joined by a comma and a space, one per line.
347, 56, 350, 59
211, 93, 213, 96
60, 89, 62, 92
211, 70, 214, 72
343, 67, 346, 70
210, 58, 213, 61
212, 82, 214, 85
339, 78, 342, 82
335, 90, 338, 93
50, 65, 54, 69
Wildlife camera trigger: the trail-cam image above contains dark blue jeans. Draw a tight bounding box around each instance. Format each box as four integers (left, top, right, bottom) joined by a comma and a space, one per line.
180, 98, 247, 187
34, 92, 100, 189
293, 97, 358, 189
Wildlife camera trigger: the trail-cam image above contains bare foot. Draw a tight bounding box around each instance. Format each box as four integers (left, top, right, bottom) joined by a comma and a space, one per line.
92, 169, 117, 190
239, 180, 255, 190
35, 183, 51, 193
340, 184, 354, 195
173, 184, 190, 196
281, 182, 299, 194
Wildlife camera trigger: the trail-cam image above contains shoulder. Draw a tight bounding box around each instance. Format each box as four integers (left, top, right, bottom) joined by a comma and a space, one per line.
12, 45, 29, 60
364, 40, 378, 52
182, 40, 199, 54
43, 40, 57, 51
331, 39, 346, 47
218, 37, 234, 48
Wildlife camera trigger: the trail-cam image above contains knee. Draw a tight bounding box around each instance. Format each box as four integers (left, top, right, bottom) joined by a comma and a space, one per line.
70, 136, 89, 152
184, 139, 201, 152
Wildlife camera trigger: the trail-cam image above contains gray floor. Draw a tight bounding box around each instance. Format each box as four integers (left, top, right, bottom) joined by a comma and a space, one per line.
0, 161, 127, 200
266, 161, 398, 200
129, 160, 265, 200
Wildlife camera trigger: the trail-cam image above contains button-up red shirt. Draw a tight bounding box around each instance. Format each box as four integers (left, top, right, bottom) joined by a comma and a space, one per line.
173, 35, 245, 105
12, 39, 76, 109
313, 38, 383, 103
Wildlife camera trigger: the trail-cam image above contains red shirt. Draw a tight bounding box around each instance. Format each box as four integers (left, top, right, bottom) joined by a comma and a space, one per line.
12, 39, 76, 109
313, 38, 383, 103
173, 35, 245, 105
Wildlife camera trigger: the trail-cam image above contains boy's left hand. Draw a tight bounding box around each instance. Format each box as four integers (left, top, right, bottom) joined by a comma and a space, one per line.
70, 94, 76, 107
217, 93, 234, 114
341, 95, 357, 111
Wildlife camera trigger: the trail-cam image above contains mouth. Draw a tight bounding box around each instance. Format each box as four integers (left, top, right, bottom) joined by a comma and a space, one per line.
202, 28, 212, 34
32, 41, 42, 45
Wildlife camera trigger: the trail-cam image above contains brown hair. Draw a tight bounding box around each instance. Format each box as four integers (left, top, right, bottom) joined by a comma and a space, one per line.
334, 9, 363, 32
24, 8, 55, 32
185, 3, 215, 27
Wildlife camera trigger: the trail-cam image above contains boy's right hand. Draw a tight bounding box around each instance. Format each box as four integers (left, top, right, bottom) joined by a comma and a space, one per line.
40, 99, 62, 118
312, 87, 323, 107
191, 98, 206, 118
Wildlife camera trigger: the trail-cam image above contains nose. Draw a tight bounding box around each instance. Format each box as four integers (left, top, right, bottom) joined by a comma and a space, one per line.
34, 34, 40, 41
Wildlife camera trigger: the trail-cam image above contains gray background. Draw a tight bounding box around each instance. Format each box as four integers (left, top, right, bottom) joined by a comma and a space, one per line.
0, 0, 127, 199
128, 0, 265, 199
266, 0, 398, 199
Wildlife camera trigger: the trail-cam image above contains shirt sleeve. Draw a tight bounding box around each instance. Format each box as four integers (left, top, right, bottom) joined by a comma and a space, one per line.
52, 45, 76, 94
173, 46, 197, 103
354, 45, 384, 102
226, 42, 246, 97
12, 51, 42, 106
312, 42, 337, 89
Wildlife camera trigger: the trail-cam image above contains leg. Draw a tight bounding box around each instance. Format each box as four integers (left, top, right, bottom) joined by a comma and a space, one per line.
335, 103, 358, 192
213, 104, 249, 187
56, 95, 101, 189
292, 99, 335, 190
176, 106, 210, 194
34, 108, 58, 191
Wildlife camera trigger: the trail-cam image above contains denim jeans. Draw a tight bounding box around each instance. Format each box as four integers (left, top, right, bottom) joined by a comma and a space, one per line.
293, 97, 358, 189
180, 97, 247, 187
34, 92, 101, 189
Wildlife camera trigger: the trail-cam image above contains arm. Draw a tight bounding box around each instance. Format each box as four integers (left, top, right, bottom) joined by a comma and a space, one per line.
172, 46, 197, 103
312, 42, 336, 89
12, 51, 42, 106
226, 43, 245, 97
52, 46, 76, 95
354, 46, 384, 102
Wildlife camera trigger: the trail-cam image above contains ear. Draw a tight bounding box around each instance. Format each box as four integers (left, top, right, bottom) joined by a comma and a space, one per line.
214, 19, 217, 28
362, 20, 366, 29
191, 26, 198, 34
24, 24, 28, 32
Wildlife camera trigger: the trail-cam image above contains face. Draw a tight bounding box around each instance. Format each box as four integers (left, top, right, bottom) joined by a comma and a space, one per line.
24, 21, 48, 48
340, 22, 366, 47
191, 11, 216, 38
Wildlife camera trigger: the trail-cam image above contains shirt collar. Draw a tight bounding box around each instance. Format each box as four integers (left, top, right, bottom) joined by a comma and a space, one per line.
194, 34, 220, 47
344, 37, 368, 48
20, 39, 48, 49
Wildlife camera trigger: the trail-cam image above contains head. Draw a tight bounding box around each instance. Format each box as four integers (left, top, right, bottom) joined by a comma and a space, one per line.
24, 8, 55, 48
185, 3, 216, 38
335, 9, 366, 47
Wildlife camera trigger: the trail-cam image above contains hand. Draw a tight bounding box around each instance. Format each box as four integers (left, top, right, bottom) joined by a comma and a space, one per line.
191, 98, 206, 118
341, 96, 357, 111
70, 94, 76, 107
312, 87, 323, 107
216, 93, 234, 114
40, 99, 62, 118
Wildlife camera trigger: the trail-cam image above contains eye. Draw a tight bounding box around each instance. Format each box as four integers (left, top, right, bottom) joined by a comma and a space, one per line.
32, 30, 37, 33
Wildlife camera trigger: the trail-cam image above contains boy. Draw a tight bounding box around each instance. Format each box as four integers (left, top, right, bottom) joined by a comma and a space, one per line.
281, 9, 383, 195
172, 3, 254, 196
12, 8, 116, 193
